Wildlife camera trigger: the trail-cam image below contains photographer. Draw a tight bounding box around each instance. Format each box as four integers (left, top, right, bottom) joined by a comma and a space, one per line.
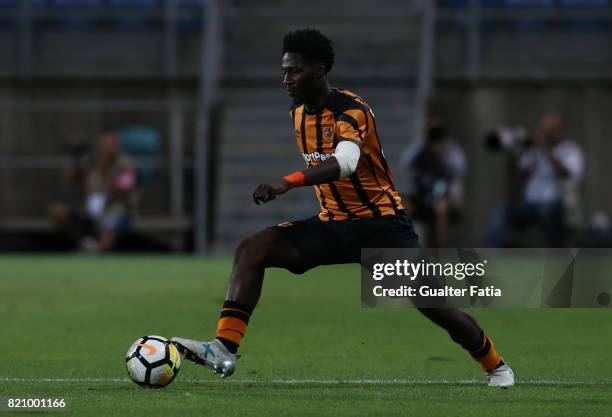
401, 115, 466, 247
486, 114, 584, 247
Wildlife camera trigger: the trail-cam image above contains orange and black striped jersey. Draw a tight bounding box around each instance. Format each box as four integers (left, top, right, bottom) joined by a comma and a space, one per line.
289, 88, 404, 221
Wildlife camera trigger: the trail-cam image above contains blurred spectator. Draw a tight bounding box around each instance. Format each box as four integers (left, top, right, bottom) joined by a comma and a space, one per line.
48, 131, 137, 252
400, 115, 467, 247
486, 114, 584, 247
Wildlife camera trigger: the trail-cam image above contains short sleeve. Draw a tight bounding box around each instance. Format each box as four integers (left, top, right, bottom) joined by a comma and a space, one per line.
335, 107, 368, 147
556, 142, 584, 181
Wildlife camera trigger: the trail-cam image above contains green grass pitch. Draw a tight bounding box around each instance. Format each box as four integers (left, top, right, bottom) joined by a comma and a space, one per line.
1, 255, 611, 416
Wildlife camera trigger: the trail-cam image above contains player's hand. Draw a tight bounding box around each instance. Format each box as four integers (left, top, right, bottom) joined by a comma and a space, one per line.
253, 180, 291, 205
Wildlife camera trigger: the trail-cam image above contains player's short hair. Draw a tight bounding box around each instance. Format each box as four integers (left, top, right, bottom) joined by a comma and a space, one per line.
282, 29, 335, 73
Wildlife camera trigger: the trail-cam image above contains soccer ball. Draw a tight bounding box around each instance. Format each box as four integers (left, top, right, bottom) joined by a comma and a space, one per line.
125, 335, 181, 388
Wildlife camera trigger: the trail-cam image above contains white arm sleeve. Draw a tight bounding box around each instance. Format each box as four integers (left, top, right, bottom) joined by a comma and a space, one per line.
555, 142, 584, 182
335, 140, 361, 179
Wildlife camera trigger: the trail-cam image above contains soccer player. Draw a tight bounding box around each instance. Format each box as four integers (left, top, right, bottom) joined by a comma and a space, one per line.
172, 29, 514, 387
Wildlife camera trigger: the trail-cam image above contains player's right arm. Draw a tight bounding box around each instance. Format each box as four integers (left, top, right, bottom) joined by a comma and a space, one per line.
252, 140, 361, 205
252, 103, 366, 205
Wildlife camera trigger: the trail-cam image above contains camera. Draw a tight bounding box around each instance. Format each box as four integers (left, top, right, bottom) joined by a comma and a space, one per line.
63, 142, 90, 162
484, 126, 532, 153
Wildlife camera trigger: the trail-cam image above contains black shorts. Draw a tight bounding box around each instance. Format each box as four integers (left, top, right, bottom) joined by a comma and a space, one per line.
270, 213, 419, 273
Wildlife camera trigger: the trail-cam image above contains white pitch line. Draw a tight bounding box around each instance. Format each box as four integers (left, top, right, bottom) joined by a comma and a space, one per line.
0, 377, 610, 386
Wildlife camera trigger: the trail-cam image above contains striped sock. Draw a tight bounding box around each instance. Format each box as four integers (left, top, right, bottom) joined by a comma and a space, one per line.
216, 300, 252, 354
469, 334, 504, 372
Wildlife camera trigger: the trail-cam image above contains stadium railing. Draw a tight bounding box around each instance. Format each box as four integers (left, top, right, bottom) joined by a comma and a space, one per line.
0, 0, 214, 252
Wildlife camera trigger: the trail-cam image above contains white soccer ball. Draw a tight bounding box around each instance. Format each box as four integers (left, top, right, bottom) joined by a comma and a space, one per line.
125, 335, 181, 388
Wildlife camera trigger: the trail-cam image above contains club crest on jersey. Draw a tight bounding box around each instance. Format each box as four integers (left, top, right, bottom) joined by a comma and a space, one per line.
323, 127, 333, 138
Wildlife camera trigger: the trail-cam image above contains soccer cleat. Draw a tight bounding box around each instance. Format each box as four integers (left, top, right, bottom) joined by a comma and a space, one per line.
170, 337, 239, 378
487, 363, 515, 388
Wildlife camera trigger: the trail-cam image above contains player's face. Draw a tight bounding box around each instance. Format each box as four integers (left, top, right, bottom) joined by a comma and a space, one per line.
281, 52, 319, 105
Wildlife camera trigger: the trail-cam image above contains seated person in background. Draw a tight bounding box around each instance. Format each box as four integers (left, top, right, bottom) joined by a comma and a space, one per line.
402, 115, 466, 247
49, 131, 137, 252
486, 114, 584, 247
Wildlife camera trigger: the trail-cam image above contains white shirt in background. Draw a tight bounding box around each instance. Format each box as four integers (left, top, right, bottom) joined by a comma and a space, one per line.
520, 140, 584, 204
